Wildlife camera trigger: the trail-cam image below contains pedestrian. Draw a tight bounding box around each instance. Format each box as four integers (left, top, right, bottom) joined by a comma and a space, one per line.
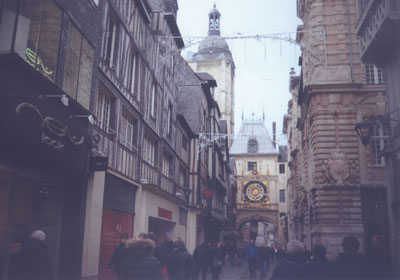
161, 232, 175, 258
220, 242, 227, 265
245, 239, 259, 279
166, 239, 192, 280
258, 243, 270, 278
193, 242, 213, 280
270, 239, 307, 280
108, 233, 130, 278
119, 236, 163, 280
148, 232, 166, 266
210, 242, 223, 280
332, 236, 366, 279
19, 230, 54, 280
305, 244, 330, 279
227, 241, 236, 266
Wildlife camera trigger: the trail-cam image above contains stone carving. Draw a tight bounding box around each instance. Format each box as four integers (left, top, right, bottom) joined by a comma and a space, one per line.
322, 151, 356, 186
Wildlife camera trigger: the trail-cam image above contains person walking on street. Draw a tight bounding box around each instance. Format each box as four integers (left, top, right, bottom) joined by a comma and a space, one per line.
258, 244, 270, 278
270, 240, 307, 280
108, 233, 130, 278
119, 236, 163, 280
245, 239, 259, 279
19, 230, 54, 280
193, 242, 213, 280
305, 244, 330, 279
210, 242, 223, 280
166, 239, 192, 280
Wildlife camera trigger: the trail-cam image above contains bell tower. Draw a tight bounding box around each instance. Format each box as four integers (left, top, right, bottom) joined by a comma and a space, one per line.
208, 4, 221, 36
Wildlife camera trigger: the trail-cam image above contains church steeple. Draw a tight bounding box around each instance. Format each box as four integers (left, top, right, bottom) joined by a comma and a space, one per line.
208, 4, 221, 36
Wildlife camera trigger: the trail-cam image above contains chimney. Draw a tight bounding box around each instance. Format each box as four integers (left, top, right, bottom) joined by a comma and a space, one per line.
273, 122, 276, 149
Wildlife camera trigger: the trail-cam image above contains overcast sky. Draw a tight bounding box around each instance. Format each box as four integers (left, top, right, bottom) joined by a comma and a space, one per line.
176, 0, 302, 144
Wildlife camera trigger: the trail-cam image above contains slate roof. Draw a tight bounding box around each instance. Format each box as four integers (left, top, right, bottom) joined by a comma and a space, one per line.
230, 119, 277, 155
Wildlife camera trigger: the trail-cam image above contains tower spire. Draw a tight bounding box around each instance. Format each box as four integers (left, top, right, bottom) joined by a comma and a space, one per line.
208, 3, 221, 36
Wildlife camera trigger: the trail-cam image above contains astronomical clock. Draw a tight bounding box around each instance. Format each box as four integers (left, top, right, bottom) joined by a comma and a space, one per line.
243, 180, 268, 203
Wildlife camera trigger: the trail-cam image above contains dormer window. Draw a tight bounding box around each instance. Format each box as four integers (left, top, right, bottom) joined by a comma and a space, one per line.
248, 137, 258, 153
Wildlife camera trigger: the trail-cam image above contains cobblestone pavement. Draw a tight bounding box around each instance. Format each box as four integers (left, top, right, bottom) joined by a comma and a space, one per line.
217, 261, 277, 280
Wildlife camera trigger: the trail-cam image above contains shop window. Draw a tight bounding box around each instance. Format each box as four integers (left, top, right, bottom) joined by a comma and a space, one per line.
119, 111, 138, 150
96, 85, 116, 135
2, 0, 62, 82
279, 189, 286, 202
371, 122, 389, 166
365, 64, 384, 85
104, 9, 119, 68
143, 135, 158, 166
248, 161, 257, 171
63, 24, 94, 110
279, 164, 285, 174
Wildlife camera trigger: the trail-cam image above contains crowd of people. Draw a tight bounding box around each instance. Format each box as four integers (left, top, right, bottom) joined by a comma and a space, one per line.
240, 235, 398, 280
109, 232, 227, 280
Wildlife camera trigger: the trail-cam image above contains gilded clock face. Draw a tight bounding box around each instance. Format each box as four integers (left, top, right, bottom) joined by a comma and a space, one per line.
243, 181, 267, 202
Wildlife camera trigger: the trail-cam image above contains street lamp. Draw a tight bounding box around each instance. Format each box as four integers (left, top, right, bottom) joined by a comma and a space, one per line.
354, 121, 374, 146
182, 187, 192, 200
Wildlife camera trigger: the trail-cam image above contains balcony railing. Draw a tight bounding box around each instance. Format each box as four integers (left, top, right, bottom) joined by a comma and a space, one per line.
140, 160, 159, 186
357, 0, 400, 63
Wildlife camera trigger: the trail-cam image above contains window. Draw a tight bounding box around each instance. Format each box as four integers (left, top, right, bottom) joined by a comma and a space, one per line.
279, 189, 286, 203
279, 164, 285, 174
365, 64, 384, 85
150, 83, 157, 118
182, 135, 188, 150
371, 122, 389, 166
248, 137, 258, 153
143, 135, 158, 166
162, 153, 173, 177
127, 51, 139, 95
96, 86, 114, 134
1, 0, 63, 82
179, 207, 188, 225
104, 10, 118, 67
120, 111, 138, 150
63, 24, 94, 110
248, 162, 257, 171
167, 103, 173, 135
179, 167, 187, 186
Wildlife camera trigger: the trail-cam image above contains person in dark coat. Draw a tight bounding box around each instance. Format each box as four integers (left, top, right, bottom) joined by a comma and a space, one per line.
108, 233, 130, 277
270, 240, 307, 280
119, 237, 163, 280
305, 244, 330, 279
210, 242, 223, 280
245, 239, 259, 279
166, 239, 192, 280
160, 232, 175, 258
193, 242, 213, 280
19, 230, 54, 280
220, 242, 227, 265
258, 244, 270, 278
332, 236, 366, 279
147, 232, 166, 266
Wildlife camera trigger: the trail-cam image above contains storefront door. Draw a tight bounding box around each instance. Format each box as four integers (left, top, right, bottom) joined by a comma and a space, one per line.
98, 209, 133, 280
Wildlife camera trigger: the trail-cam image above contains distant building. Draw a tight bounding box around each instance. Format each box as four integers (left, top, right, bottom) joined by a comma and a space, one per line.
187, 4, 236, 146
230, 115, 287, 247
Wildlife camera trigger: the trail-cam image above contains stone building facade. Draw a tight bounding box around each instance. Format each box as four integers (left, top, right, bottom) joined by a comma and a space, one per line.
290, 0, 391, 260
356, 0, 400, 267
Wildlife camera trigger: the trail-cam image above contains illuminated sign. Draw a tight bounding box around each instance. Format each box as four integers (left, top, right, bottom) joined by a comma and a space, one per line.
25, 48, 54, 76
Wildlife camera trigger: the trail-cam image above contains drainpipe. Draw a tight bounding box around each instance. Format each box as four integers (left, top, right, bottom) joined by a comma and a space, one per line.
346, 0, 355, 82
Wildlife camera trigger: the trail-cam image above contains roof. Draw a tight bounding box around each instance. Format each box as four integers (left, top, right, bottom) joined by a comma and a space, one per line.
196, 72, 218, 87
230, 119, 278, 155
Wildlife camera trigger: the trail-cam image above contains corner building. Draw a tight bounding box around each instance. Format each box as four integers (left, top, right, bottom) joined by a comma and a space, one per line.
292, 0, 391, 260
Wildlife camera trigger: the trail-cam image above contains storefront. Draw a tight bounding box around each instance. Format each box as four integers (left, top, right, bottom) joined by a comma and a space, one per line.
0, 54, 91, 279
98, 173, 137, 280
